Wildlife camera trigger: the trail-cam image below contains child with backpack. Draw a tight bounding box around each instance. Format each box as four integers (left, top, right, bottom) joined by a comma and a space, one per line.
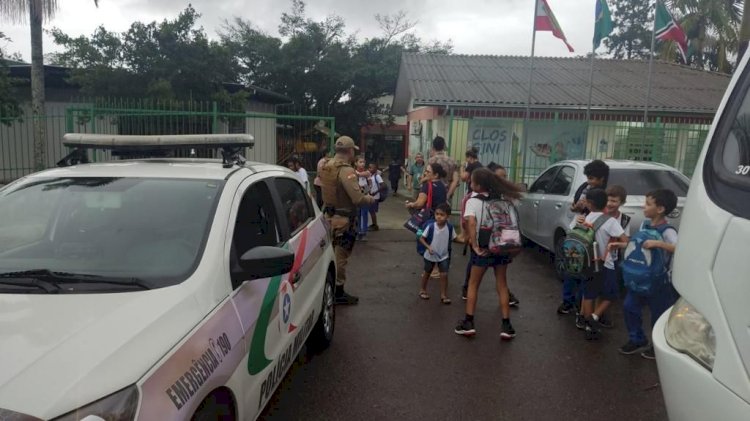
368, 163, 386, 231
608, 189, 679, 359
454, 168, 523, 339
417, 203, 456, 304
563, 188, 629, 340
581, 185, 631, 329
558, 160, 610, 316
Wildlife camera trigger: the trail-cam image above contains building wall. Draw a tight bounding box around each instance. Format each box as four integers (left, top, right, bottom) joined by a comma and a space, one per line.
244, 101, 277, 164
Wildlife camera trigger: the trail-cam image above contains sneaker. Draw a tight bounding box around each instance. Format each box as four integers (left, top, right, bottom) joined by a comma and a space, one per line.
454, 319, 476, 337
597, 315, 614, 329
508, 292, 520, 307
500, 320, 516, 340
368, 224, 379, 231
641, 347, 656, 360
575, 313, 586, 330
618, 340, 649, 355
584, 320, 600, 340
334, 287, 359, 305
556, 302, 575, 315
461, 287, 468, 301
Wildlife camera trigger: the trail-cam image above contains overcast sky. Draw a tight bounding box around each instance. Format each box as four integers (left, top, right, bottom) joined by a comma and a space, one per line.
2, 0, 602, 62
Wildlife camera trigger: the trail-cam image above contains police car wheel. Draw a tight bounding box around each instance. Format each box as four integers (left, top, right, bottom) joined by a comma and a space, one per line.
307, 271, 335, 353
192, 388, 236, 421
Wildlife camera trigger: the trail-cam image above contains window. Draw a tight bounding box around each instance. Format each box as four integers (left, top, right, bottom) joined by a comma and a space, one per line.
0, 177, 223, 289
529, 167, 560, 193
546, 166, 575, 195
608, 169, 689, 196
232, 182, 282, 258
704, 62, 750, 219
275, 177, 313, 233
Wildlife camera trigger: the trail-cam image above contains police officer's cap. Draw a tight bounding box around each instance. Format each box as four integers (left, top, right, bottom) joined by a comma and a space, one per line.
335, 136, 359, 150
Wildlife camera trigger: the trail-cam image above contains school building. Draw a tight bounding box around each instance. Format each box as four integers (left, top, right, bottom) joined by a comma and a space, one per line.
392, 53, 731, 184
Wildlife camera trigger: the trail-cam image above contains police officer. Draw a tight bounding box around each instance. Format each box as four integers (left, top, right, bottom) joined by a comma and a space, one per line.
320, 136, 375, 305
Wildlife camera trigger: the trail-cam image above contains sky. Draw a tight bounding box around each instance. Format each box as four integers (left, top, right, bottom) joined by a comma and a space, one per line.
1, 0, 604, 62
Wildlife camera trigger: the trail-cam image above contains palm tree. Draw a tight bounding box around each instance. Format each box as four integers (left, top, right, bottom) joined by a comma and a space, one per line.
0, 0, 99, 171
665, 0, 742, 72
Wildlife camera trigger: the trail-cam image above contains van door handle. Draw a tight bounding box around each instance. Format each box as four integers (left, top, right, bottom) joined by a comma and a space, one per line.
555, 203, 563, 209
533, 201, 540, 207
319, 238, 326, 249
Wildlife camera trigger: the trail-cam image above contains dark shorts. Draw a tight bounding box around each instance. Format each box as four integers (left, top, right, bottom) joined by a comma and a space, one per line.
470, 251, 512, 268
424, 258, 450, 273
601, 267, 619, 301
582, 270, 606, 300
369, 201, 379, 212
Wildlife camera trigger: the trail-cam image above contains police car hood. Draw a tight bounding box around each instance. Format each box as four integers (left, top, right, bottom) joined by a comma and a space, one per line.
0, 286, 203, 419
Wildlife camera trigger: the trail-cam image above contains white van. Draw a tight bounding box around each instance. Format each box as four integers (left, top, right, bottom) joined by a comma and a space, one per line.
652, 55, 750, 418
0, 135, 336, 420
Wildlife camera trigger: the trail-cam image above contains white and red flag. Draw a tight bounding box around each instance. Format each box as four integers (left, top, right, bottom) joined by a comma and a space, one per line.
535, 0, 575, 52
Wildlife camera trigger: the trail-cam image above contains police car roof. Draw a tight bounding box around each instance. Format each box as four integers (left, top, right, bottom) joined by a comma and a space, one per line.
27, 159, 286, 181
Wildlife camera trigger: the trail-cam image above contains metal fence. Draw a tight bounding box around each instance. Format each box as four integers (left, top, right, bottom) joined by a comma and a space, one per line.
448, 112, 711, 186
0, 98, 336, 183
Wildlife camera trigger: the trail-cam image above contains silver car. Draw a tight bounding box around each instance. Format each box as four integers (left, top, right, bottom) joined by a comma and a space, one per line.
518, 160, 689, 279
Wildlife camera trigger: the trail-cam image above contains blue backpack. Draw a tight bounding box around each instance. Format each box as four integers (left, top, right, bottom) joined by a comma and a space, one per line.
621, 222, 676, 296
416, 221, 454, 256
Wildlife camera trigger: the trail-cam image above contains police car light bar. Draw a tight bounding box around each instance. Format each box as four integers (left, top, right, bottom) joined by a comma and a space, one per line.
62, 133, 255, 149
58, 133, 255, 168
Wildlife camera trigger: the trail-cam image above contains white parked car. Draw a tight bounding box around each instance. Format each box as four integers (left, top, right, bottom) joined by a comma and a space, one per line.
517, 160, 689, 279
652, 53, 750, 418
0, 134, 336, 420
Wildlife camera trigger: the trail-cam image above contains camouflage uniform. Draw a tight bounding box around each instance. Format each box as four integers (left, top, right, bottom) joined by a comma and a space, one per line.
319, 136, 374, 304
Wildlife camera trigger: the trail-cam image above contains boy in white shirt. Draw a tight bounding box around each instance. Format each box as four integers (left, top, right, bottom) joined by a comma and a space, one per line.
570, 188, 628, 340
286, 156, 310, 193
418, 203, 456, 304
367, 163, 385, 231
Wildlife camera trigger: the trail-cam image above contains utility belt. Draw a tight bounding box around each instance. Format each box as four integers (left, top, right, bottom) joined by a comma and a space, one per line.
322, 206, 355, 219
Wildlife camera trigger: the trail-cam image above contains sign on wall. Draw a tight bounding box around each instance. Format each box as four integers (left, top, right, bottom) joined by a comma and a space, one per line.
467, 119, 514, 166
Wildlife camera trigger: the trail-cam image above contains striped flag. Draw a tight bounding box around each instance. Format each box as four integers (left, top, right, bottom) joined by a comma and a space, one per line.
535, 0, 574, 52
655, 1, 689, 62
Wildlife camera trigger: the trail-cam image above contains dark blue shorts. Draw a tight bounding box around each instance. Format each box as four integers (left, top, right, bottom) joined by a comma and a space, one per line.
601, 267, 619, 301
470, 251, 512, 268
424, 258, 450, 273
582, 270, 605, 300
369, 201, 380, 212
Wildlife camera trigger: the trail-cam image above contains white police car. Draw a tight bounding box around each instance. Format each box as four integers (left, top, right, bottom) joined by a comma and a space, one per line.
0, 134, 336, 420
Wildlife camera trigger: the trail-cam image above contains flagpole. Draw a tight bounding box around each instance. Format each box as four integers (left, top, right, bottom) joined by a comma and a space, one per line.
644, 0, 658, 141
586, 46, 596, 130
522, 0, 539, 184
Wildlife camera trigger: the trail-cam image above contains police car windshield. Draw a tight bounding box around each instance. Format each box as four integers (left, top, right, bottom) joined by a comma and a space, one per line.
0, 177, 224, 291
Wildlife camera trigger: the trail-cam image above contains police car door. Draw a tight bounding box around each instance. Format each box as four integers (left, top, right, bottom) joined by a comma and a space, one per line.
224, 176, 293, 419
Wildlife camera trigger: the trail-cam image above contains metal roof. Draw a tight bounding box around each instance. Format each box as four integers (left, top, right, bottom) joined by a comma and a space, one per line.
392, 53, 732, 115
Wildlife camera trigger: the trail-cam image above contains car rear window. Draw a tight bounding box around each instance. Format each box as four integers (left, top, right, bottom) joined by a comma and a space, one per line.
608, 169, 689, 196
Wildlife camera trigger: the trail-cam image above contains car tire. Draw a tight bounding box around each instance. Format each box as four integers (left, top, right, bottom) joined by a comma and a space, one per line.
192, 388, 236, 421
554, 235, 567, 282
307, 271, 335, 353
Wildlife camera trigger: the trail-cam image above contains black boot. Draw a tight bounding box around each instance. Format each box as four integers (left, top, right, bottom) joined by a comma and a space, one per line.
335, 285, 359, 305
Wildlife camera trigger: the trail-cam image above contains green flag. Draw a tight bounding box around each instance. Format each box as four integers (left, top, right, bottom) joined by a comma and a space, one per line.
593, 0, 614, 49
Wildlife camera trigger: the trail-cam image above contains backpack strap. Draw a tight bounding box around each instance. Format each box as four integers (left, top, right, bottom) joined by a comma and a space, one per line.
592, 214, 612, 232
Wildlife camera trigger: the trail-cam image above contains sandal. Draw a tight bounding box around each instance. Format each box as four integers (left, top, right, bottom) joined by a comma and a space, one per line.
419, 292, 430, 300
441, 297, 452, 305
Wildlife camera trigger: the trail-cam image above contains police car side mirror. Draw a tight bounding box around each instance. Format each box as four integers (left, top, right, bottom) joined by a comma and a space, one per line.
235, 246, 295, 283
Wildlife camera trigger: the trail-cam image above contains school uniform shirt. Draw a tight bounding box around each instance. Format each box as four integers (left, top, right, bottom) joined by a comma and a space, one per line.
463, 192, 490, 237
421, 180, 447, 210
409, 163, 424, 190
569, 211, 625, 270
605, 211, 631, 269
357, 173, 371, 194
369, 172, 384, 200
422, 222, 456, 262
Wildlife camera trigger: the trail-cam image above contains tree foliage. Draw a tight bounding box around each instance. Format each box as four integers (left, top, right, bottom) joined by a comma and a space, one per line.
605, 0, 652, 59
50, 1, 452, 135
0, 32, 22, 123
